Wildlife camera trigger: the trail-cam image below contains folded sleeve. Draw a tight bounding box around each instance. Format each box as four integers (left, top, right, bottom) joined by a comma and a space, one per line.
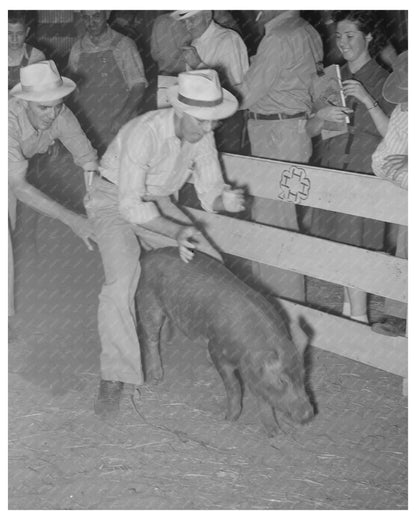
192, 133, 226, 212
116, 37, 148, 89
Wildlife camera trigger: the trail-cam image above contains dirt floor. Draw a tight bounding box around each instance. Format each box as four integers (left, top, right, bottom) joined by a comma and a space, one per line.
8, 208, 408, 510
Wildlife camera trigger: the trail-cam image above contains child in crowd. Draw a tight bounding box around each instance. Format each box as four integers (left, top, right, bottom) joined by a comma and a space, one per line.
8, 10, 45, 90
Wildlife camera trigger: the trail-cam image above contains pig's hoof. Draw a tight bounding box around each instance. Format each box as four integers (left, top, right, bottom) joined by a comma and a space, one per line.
264, 424, 280, 438
146, 371, 164, 385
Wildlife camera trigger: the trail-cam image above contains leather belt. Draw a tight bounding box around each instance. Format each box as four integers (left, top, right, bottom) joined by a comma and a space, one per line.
248, 111, 308, 121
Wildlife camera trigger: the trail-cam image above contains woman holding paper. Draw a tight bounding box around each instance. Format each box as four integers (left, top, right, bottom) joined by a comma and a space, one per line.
306, 10, 395, 324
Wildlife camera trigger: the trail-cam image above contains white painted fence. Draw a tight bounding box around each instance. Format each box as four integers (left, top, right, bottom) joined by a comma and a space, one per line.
187, 153, 408, 392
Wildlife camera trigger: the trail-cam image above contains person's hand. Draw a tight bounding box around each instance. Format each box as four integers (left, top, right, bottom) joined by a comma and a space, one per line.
68, 214, 96, 251
382, 154, 408, 177
316, 105, 353, 124
181, 46, 202, 69
176, 226, 197, 263
342, 79, 372, 105
222, 187, 246, 213
176, 226, 222, 263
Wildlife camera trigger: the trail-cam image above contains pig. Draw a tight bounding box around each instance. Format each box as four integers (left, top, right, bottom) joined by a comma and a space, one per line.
136, 247, 314, 436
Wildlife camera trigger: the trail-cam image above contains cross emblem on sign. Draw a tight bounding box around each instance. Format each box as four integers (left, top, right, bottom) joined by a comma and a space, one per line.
278, 166, 311, 203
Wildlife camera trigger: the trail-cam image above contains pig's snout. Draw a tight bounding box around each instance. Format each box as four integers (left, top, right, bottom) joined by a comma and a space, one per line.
291, 401, 314, 424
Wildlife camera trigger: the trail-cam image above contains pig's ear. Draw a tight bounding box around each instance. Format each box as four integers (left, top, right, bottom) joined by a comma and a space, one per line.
289, 320, 309, 355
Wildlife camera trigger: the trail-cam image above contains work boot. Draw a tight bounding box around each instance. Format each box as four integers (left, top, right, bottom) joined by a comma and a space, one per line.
94, 379, 124, 418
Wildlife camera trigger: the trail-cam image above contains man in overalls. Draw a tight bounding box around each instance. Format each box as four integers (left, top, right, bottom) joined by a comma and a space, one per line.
67, 10, 147, 157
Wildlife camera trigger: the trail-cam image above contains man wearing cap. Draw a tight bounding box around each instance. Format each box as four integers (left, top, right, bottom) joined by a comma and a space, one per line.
236, 10, 323, 302
67, 10, 147, 157
86, 69, 245, 417
8, 60, 98, 317
371, 50, 408, 337
171, 10, 249, 153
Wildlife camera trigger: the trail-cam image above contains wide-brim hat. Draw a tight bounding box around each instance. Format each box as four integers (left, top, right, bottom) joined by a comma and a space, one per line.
382, 51, 408, 104
167, 69, 238, 120
171, 10, 203, 21
10, 60, 76, 102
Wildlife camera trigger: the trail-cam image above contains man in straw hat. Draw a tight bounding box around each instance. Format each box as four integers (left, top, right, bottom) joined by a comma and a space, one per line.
8, 60, 98, 318
371, 50, 408, 337
85, 69, 246, 417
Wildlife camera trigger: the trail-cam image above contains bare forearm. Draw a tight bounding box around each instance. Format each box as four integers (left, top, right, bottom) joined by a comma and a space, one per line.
305, 115, 325, 138
364, 100, 390, 137
12, 182, 78, 227
139, 215, 185, 240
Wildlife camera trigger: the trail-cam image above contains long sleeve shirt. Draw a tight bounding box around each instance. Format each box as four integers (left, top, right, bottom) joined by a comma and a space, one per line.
68, 25, 147, 90
372, 104, 408, 189
238, 11, 323, 114
99, 108, 226, 224
191, 21, 249, 89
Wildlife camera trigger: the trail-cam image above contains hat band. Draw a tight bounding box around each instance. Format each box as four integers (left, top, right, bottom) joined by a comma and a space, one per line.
21, 78, 63, 93
178, 93, 222, 108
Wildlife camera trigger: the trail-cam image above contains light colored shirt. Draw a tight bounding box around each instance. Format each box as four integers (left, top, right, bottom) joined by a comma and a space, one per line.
372, 104, 408, 190
150, 14, 189, 74
99, 108, 226, 225
192, 20, 249, 88
239, 11, 323, 114
68, 25, 147, 90
8, 97, 98, 180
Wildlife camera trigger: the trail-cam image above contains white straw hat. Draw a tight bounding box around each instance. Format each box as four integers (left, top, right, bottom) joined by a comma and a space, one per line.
171, 10, 202, 21
167, 69, 238, 120
10, 60, 76, 102
382, 51, 408, 104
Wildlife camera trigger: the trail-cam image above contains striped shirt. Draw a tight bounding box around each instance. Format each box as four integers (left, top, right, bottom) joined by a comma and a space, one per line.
99, 108, 226, 225
372, 104, 408, 189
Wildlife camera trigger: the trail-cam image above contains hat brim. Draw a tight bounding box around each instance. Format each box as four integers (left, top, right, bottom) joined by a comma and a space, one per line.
10, 77, 76, 102
382, 74, 408, 104
171, 10, 201, 21
167, 85, 238, 120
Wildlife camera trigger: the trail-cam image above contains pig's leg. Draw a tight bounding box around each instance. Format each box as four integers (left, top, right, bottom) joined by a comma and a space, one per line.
208, 341, 242, 421
137, 293, 165, 384
252, 394, 280, 437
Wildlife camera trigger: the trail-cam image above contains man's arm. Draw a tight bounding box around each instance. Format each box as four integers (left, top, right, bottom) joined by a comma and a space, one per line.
54, 106, 99, 188
237, 34, 281, 110
9, 160, 95, 249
